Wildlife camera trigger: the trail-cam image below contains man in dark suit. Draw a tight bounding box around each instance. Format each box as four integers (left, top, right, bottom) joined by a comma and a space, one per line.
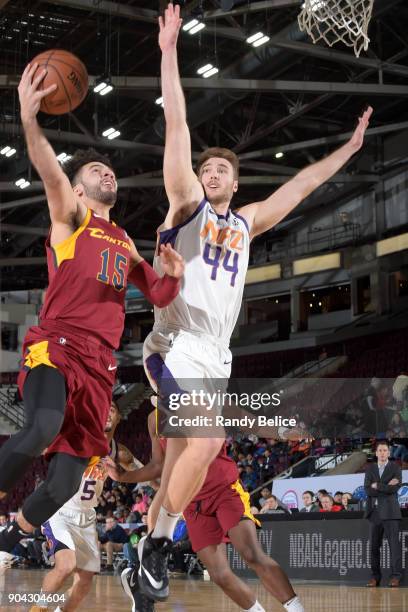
364, 440, 402, 587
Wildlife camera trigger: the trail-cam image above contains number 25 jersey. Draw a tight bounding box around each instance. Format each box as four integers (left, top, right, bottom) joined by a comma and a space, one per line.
154, 199, 250, 346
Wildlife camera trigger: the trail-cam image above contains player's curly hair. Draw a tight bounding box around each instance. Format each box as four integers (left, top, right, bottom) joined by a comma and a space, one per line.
62, 148, 115, 185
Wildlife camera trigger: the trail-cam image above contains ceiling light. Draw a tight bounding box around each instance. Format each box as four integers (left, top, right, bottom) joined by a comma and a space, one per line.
197, 63, 213, 75
93, 81, 107, 93
15, 178, 30, 189
246, 32, 264, 44
189, 22, 205, 35
56, 152, 72, 163
107, 130, 121, 140
102, 127, 116, 137
203, 67, 219, 78
252, 35, 270, 47
155, 96, 164, 107
197, 64, 219, 78
183, 19, 199, 32
1, 146, 16, 157
93, 79, 114, 96
275, 152, 284, 159
99, 85, 113, 96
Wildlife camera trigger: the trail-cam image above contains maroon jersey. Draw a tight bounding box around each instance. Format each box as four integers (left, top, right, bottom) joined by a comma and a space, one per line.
159, 438, 238, 500
193, 442, 239, 501
40, 209, 130, 349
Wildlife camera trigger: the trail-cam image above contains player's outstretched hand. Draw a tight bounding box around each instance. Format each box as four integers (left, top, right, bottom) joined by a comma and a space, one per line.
18, 63, 57, 124
159, 2, 182, 52
102, 456, 125, 481
159, 243, 185, 279
348, 106, 373, 153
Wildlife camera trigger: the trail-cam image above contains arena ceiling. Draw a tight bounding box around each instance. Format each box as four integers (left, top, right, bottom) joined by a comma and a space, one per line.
0, 0, 408, 290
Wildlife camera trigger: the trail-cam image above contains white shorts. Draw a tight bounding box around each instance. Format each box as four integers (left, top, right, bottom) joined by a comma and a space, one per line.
43, 509, 100, 573
143, 326, 232, 389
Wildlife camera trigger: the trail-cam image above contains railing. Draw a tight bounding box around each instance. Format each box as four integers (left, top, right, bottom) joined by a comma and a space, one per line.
250, 223, 363, 266
250, 451, 351, 499
0, 385, 24, 429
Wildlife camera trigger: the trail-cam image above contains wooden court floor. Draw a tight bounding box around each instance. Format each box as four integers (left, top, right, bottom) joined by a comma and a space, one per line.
1, 570, 408, 611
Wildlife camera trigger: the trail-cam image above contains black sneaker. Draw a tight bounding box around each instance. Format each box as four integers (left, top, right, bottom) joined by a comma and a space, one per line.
121, 566, 155, 612
138, 534, 172, 602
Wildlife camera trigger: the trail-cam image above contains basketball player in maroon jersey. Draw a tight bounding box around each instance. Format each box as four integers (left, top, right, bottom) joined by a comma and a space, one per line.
107, 409, 303, 612
0, 63, 183, 568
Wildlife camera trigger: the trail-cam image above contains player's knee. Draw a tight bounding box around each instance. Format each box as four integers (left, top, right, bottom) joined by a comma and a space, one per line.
208, 565, 235, 587
48, 465, 85, 508
22, 411, 64, 456
75, 570, 94, 587
240, 545, 266, 568
55, 554, 76, 577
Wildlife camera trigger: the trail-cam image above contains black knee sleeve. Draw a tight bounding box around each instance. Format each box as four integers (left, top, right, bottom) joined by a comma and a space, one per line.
22, 453, 89, 527
0, 366, 66, 493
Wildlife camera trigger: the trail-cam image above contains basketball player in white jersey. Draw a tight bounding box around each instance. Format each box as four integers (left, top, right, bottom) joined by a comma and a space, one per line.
138, 4, 372, 606
29, 402, 146, 612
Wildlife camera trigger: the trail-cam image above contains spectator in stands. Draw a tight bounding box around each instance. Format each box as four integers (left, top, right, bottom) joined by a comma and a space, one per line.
255, 455, 266, 482
96, 497, 109, 518
0, 514, 8, 532
99, 517, 129, 572
170, 518, 191, 573
262, 448, 275, 482
236, 453, 246, 468
316, 489, 329, 508
365, 378, 390, 436
241, 465, 258, 491
131, 493, 147, 515
123, 531, 140, 568
318, 347, 328, 362
113, 509, 125, 523
341, 492, 353, 511
334, 491, 343, 505
260, 495, 290, 515
300, 491, 319, 513
319, 495, 343, 512
320, 438, 332, 450
258, 487, 272, 508
390, 439, 408, 463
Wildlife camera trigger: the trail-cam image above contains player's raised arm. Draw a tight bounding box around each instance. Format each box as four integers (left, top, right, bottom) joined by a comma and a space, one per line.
240, 107, 373, 239
18, 63, 81, 226
159, 3, 204, 218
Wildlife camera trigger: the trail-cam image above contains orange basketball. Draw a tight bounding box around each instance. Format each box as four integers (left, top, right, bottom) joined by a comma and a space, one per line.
31, 49, 88, 115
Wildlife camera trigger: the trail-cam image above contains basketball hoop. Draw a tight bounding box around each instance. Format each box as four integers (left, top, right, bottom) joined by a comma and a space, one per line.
298, 0, 375, 58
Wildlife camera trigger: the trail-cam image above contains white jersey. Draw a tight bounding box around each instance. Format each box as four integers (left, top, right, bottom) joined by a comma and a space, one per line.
61, 439, 118, 515
154, 199, 250, 345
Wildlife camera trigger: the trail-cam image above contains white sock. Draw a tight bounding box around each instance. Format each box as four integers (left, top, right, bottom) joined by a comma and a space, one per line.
152, 505, 181, 540
243, 601, 265, 612
283, 596, 304, 612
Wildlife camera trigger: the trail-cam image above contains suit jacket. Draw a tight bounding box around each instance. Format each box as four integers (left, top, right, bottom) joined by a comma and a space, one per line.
364, 461, 402, 520
300, 503, 319, 513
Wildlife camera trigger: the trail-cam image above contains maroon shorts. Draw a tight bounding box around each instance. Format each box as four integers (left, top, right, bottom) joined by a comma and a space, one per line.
184, 480, 260, 553
18, 320, 116, 458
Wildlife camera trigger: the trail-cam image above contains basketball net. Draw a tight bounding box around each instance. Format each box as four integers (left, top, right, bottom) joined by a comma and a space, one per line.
298, 0, 375, 58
